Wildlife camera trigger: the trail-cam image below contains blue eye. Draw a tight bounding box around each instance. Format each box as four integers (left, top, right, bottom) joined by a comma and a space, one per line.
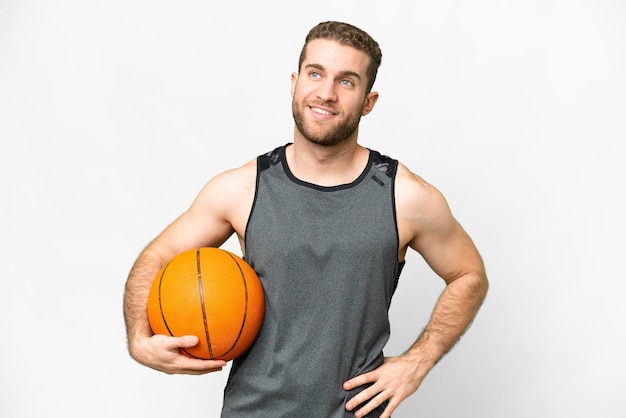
310, 71, 321, 79
340, 80, 354, 87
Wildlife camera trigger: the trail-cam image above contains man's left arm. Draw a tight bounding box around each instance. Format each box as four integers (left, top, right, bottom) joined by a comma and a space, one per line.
344, 169, 489, 418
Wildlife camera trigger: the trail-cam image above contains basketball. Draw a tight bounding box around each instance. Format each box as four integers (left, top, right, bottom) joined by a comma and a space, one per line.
147, 247, 265, 361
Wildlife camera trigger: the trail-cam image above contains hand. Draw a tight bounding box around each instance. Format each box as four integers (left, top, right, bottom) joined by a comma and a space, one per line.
343, 355, 425, 418
130, 334, 227, 375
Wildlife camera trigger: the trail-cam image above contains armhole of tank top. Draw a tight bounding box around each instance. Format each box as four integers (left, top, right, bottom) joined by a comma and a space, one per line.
388, 157, 402, 267
243, 144, 287, 259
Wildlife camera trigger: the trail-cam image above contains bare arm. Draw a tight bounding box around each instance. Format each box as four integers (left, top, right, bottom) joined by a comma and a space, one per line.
401, 169, 488, 370
123, 160, 256, 374
345, 164, 489, 417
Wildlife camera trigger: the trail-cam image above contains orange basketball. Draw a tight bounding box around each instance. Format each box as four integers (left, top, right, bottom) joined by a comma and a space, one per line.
147, 247, 265, 361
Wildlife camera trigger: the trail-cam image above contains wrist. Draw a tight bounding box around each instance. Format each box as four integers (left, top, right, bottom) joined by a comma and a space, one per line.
403, 330, 446, 369
402, 347, 437, 373
127, 328, 153, 362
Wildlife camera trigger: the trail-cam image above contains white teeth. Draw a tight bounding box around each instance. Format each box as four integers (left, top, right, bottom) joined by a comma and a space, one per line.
312, 107, 332, 115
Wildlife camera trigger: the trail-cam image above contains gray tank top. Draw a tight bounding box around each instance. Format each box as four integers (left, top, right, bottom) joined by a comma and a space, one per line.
221, 144, 404, 417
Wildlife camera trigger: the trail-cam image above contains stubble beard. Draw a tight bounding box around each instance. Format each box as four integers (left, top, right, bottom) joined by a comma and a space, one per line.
292, 99, 361, 147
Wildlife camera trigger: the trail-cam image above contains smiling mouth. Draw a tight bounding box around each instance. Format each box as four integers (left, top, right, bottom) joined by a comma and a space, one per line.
310, 106, 336, 116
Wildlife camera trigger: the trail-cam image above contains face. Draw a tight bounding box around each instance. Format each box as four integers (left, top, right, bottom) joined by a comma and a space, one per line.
291, 39, 378, 146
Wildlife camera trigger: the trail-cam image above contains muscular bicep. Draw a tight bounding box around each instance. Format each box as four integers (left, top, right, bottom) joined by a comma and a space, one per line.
156, 202, 233, 255
397, 168, 484, 284
145, 161, 256, 265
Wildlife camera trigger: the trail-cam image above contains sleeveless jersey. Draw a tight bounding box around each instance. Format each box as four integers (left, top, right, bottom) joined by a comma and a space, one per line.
221, 144, 404, 417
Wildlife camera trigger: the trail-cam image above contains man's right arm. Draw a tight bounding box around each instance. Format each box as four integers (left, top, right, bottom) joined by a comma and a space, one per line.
123, 161, 256, 374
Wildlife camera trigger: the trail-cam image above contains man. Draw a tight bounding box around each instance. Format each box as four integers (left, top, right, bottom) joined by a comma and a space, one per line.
124, 21, 488, 418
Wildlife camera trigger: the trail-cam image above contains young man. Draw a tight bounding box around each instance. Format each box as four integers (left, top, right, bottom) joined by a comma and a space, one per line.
124, 21, 489, 418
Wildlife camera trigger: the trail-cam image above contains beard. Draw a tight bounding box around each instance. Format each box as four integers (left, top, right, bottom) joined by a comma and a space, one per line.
292, 98, 361, 147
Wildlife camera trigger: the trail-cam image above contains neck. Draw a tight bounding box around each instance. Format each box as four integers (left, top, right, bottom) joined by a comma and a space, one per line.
287, 131, 369, 187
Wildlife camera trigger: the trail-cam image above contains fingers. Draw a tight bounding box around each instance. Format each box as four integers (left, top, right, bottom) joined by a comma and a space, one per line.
171, 335, 227, 374
343, 369, 377, 391
173, 356, 227, 375
344, 383, 381, 416
343, 361, 410, 418
354, 392, 393, 418
344, 371, 382, 416
173, 335, 199, 349
147, 334, 227, 375
345, 385, 399, 418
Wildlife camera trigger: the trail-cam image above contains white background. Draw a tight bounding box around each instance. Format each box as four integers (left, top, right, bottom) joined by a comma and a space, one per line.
1, 1, 625, 417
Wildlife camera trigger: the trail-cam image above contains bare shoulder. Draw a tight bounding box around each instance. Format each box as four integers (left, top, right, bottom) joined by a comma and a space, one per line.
395, 162, 455, 253
395, 162, 450, 217
205, 157, 257, 195
185, 157, 257, 239
395, 162, 486, 284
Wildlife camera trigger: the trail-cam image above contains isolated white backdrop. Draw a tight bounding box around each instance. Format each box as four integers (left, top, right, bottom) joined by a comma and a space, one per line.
1, 1, 625, 417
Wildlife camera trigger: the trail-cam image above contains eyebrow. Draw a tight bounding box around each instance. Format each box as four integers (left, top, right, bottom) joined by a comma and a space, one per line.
304, 63, 362, 81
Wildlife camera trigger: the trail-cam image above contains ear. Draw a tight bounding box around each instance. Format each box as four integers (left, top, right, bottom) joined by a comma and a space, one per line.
362, 91, 379, 116
290, 72, 298, 96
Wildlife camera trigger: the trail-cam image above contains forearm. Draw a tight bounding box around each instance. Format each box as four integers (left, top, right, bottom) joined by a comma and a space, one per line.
123, 247, 166, 353
404, 272, 489, 371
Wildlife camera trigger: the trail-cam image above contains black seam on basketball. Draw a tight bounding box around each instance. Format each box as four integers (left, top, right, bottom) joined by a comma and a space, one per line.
197, 248, 214, 359
159, 261, 203, 359
158, 262, 175, 337
221, 252, 249, 358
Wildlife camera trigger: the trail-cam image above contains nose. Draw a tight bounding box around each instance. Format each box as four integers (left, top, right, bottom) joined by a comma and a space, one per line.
316, 79, 337, 102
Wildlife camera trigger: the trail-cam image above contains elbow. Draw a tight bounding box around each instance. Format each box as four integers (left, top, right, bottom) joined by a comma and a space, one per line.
474, 271, 489, 305
453, 270, 489, 303
478, 271, 489, 294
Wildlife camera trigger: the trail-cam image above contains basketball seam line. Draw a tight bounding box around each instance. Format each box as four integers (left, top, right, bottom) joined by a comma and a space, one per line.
197, 248, 214, 359
222, 251, 249, 359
